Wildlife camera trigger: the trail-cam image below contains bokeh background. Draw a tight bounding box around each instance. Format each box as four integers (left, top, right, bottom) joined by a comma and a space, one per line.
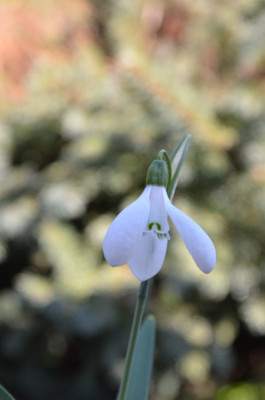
0, 0, 265, 399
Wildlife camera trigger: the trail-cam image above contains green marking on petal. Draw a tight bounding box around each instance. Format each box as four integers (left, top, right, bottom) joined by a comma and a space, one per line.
146, 222, 170, 240
148, 222, 162, 231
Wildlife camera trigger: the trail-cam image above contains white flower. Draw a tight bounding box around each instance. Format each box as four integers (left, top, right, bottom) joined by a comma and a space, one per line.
103, 185, 216, 281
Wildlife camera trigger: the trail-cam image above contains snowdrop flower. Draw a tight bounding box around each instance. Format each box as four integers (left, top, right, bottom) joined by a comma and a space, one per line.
103, 160, 216, 281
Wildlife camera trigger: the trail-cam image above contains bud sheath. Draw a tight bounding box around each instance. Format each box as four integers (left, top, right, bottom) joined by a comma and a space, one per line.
146, 160, 168, 187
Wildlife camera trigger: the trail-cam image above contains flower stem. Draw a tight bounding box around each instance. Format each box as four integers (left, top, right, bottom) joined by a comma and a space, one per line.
116, 279, 151, 400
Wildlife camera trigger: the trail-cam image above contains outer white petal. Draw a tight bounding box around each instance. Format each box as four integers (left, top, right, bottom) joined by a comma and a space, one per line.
163, 192, 216, 273
128, 235, 168, 281
103, 187, 151, 267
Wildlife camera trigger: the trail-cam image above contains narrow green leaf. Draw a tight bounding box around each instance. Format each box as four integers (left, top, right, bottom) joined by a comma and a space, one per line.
0, 384, 16, 400
169, 134, 190, 163
168, 134, 191, 200
125, 315, 156, 400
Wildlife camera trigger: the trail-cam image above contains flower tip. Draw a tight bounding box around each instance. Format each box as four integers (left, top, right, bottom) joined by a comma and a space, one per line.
129, 268, 156, 282
198, 246, 216, 274
201, 264, 215, 274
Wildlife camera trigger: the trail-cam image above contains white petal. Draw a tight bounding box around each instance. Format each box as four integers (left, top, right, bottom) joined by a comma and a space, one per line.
128, 235, 168, 281
164, 194, 216, 273
103, 187, 151, 267
148, 186, 170, 235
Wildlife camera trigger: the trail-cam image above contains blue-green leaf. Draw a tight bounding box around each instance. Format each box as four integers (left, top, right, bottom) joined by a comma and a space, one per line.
0, 384, 16, 400
168, 134, 191, 200
169, 134, 191, 163
125, 315, 156, 400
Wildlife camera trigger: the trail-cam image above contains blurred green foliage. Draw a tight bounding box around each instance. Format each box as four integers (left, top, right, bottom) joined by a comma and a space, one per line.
0, 0, 265, 399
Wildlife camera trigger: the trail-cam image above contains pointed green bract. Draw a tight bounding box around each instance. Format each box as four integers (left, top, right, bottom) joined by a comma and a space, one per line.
125, 315, 156, 400
0, 385, 16, 400
168, 135, 191, 199
169, 134, 191, 163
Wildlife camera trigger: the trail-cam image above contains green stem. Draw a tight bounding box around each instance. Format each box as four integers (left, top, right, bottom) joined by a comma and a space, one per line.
116, 279, 151, 400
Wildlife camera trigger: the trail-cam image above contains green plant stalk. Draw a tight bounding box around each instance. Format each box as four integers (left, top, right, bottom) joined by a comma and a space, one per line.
116, 279, 150, 400
116, 136, 189, 400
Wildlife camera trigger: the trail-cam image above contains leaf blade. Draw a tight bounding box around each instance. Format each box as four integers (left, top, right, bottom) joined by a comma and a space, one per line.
125, 315, 156, 400
0, 384, 16, 400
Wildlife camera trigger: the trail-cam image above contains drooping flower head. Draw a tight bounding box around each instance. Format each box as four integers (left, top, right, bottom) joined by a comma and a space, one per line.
103, 154, 216, 281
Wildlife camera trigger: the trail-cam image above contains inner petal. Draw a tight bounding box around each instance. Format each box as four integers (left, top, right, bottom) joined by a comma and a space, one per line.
144, 185, 170, 240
